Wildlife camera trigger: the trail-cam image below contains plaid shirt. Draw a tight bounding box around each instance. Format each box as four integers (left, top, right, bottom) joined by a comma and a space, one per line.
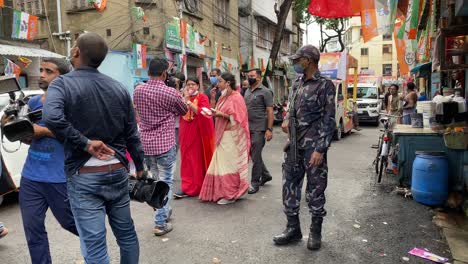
133, 79, 188, 156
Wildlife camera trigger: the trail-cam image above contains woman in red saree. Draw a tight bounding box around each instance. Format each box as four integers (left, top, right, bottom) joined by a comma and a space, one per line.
199, 72, 250, 205
176, 77, 215, 197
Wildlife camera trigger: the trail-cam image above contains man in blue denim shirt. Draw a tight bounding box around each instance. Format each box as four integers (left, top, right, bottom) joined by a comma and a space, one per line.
43, 32, 144, 264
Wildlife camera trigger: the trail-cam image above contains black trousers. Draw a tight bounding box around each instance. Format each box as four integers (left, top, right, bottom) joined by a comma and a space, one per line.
250, 131, 272, 187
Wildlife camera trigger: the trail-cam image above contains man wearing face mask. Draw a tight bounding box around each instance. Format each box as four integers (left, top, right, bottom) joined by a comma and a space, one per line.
243, 68, 274, 194
204, 68, 222, 108
273, 45, 336, 251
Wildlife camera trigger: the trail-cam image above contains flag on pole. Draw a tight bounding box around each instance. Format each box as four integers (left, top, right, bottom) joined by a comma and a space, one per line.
4, 58, 21, 79
0, 0, 5, 8
260, 58, 265, 73
179, 20, 187, 45
18, 12, 30, 39
133, 43, 147, 69
237, 52, 243, 68
405, 0, 423, 40
250, 56, 255, 69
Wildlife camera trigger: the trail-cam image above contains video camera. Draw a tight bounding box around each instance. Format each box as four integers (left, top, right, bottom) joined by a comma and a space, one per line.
0, 76, 42, 142
128, 171, 169, 209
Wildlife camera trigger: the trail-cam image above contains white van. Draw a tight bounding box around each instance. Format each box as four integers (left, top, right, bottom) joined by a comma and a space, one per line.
348, 83, 381, 125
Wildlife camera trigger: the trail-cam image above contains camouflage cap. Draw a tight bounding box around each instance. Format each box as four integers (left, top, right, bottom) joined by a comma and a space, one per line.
290, 45, 320, 62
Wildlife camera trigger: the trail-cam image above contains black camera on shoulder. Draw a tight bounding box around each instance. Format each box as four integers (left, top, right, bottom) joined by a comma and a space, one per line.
0, 76, 42, 142
128, 171, 169, 209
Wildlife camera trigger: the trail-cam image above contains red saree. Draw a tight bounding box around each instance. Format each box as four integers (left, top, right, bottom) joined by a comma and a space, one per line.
179, 93, 215, 196
199, 91, 250, 202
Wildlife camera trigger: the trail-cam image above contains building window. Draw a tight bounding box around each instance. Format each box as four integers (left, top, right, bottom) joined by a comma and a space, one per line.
359, 28, 362, 38
383, 64, 392, 76
215, 0, 228, 26
106, 29, 112, 37
143, 27, 150, 35
383, 34, 392, 41
15, 0, 44, 16
66, 0, 94, 12
361, 48, 368, 56
256, 21, 269, 48
383, 44, 392, 54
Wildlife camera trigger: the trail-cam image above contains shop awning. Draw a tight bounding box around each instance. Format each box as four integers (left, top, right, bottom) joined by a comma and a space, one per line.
0, 44, 64, 58
410, 62, 432, 77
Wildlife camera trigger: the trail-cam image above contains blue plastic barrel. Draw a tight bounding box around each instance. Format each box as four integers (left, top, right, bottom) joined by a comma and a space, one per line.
411, 151, 448, 206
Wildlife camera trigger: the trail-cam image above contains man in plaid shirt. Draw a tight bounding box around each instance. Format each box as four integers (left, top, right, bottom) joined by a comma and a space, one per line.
133, 57, 188, 236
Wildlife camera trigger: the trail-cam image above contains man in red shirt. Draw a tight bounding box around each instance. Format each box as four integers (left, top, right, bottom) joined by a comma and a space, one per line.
133, 58, 188, 236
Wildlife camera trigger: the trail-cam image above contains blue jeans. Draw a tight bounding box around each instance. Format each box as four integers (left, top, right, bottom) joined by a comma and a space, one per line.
402, 114, 411, 125
67, 167, 139, 264
20, 177, 78, 264
145, 146, 176, 228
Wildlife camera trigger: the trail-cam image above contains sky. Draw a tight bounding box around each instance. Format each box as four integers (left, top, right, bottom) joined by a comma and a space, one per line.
302, 22, 337, 48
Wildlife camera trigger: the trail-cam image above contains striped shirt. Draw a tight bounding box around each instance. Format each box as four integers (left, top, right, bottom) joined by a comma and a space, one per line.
133, 79, 188, 156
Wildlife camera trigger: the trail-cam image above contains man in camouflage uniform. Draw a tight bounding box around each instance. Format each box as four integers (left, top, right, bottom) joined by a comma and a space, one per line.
273, 45, 336, 250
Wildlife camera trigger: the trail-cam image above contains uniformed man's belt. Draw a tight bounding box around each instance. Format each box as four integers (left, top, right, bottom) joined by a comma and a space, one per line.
79, 163, 124, 174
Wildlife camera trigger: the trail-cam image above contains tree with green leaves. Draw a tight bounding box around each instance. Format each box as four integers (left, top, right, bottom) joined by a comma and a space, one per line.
293, 0, 347, 52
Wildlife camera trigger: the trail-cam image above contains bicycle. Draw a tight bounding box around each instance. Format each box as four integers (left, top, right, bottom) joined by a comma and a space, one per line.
373, 114, 400, 183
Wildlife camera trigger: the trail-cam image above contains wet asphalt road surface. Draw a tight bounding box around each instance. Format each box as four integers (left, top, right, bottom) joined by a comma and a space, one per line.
0, 125, 451, 264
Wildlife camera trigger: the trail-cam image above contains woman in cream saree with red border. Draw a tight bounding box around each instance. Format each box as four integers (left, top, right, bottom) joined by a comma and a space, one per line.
199, 73, 250, 205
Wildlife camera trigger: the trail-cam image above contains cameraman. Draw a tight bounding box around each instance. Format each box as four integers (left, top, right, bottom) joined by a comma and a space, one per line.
134, 58, 188, 236
2, 58, 79, 263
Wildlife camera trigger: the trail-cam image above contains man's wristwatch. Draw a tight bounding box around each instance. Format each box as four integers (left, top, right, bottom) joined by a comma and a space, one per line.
267, 127, 273, 132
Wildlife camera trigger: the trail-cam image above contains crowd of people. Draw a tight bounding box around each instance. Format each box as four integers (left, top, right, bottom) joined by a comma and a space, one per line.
0, 34, 335, 263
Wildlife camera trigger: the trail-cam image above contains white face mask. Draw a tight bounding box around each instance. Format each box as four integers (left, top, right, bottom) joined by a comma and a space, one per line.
221, 89, 227, 96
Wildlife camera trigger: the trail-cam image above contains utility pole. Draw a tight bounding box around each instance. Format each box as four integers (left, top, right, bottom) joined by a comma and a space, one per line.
176, 0, 188, 78
52, 0, 71, 56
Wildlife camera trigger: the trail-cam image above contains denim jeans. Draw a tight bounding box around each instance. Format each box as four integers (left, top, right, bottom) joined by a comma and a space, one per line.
20, 177, 78, 264
145, 146, 176, 228
67, 167, 139, 264
402, 114, 411, 125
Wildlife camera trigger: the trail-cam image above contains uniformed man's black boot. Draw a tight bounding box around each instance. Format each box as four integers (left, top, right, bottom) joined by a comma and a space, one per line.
307, 217, 323, 250
273, 215, 302, 245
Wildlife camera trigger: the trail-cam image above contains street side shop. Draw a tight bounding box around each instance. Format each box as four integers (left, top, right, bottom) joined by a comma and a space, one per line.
389, 0, 468, 213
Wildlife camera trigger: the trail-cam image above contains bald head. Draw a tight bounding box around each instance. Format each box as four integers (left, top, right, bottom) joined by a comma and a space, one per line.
75, 32, 108, 68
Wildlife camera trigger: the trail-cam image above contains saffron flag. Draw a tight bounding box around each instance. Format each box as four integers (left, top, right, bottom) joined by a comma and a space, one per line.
180, 20, 187, 45
0, 0, 4, 8
27, 15, 38, 40
250, 56, 255, 69
133, 43, 147, 69
360, 0, 399, 43
4, 58, 21, 79
93, 0, 107, 11
393, 14, 409, 75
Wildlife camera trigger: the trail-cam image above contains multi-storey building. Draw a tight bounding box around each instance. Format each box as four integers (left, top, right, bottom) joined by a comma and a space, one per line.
2, 0, 240, 91
344, 17, 399, 84
239, 0, 302, 102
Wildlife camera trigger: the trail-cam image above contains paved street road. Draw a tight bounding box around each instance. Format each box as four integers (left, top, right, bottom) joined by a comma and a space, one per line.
0, 126, 451, 263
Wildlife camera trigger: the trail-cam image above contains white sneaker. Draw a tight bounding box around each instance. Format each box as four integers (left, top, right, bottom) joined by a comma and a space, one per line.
217, 198, 236, 205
